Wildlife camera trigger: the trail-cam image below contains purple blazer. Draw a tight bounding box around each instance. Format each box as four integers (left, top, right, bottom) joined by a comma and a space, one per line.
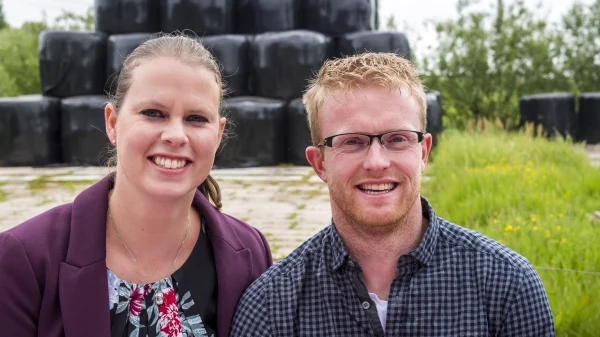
0, 176, 272, 337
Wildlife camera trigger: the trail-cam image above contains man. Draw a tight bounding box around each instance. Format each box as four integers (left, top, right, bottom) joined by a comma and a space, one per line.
230, 53, 555, 336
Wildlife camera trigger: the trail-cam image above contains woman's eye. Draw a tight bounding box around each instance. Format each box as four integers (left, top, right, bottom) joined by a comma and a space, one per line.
187, 115, 209, 123
141, 109, 163, 118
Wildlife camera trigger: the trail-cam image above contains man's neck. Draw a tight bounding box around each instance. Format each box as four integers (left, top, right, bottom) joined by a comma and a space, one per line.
334, 205, 428, 300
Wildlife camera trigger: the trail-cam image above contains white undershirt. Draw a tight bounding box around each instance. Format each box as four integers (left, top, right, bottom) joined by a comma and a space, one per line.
368, 292, 389, 331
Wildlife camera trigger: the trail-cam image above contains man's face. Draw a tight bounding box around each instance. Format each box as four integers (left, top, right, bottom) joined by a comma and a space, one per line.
306, 85, 432, 233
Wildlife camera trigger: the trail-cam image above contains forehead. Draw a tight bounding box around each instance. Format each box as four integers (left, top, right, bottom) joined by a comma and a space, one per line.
123, 57, 220, 112
319, 85, 421, 136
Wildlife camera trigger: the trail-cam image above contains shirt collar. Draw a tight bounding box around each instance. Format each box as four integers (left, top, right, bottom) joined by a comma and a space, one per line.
407, 196, 439, 267
329, 222, 349, 271
328, 196, 440, 271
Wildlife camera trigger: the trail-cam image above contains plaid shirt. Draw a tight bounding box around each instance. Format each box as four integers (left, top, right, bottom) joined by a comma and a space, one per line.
230, 197, 555, 337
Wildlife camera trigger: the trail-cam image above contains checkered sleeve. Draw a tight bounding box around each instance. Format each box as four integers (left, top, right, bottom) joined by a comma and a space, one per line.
229, 278, 273, 337
500, 265, 555, 336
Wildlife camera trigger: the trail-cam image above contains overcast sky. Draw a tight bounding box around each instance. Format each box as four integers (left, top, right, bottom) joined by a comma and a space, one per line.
3, 0, 593, 57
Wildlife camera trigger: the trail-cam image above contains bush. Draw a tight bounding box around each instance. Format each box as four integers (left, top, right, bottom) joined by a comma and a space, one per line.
0, 27, 43, 96
422, 128, 600, 336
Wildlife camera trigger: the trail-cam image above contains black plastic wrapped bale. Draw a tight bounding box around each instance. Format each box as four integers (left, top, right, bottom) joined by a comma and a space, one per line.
287, 98, 311, 166
519, 93, 577, 139
250, 30, 330, 100
0, 96, 61, 166
216, 97, 286, 168
202, 35, 249, 97
160, 0, 234, 36
426, 91, 443, 147
39, 31, 107, 98
578, 93, 600, 144
337, 31, 411, 60
303, 0, 372, 36
61, 96, 111, 165
106, 33, 153, 94
236, 0, 299, 34
95, 0, 159, 35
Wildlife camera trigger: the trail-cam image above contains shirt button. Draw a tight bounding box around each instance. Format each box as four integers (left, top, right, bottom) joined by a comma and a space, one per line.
362, 301, 370, 310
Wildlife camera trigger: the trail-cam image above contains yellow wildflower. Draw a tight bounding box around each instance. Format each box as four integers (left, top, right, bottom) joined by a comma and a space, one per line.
533, 226, 539, 231
556, 226, 561, 231
504, 225, 513, 232
561, 238, 567, 243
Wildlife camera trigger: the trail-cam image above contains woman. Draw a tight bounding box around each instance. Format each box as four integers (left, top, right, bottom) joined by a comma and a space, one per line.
0, 34, 272, 337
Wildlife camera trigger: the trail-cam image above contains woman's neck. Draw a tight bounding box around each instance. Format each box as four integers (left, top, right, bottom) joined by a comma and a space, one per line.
106, 178, 199, 264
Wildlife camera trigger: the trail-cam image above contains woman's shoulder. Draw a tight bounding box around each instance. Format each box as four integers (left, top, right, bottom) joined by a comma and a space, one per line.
1, 202, 73, 256
218, 211, 273, 273
219, 212, 267, 242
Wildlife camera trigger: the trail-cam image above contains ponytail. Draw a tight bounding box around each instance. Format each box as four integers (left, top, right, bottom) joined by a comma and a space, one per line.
199, 174, 223, 210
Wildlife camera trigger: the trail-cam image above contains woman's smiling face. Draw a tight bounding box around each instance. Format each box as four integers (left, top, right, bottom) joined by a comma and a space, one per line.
106, 56, 225, 201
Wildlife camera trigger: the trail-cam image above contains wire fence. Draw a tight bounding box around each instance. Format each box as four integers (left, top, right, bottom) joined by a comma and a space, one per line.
535, 267, 600, 276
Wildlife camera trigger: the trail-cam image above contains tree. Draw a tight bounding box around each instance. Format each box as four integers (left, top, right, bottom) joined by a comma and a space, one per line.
558, 0, 600, 93
386, 14, 398, 31
0, 7, 94, 97
0, 0, 8, 30
53, 7, 94, 31
421, 0, 567, 129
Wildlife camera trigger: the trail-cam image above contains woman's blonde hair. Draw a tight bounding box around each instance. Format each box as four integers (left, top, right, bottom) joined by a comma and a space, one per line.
107, 33, 227, 210
302, 52, 427, 146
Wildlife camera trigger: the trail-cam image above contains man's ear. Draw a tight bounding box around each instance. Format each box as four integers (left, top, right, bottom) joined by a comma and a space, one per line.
105, 103, 118, 144
420, 133, 433, 173
306, 146, 327, 183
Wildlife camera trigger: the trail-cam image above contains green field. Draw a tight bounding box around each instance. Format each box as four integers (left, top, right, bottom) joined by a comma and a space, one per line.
422, 128, 600, 336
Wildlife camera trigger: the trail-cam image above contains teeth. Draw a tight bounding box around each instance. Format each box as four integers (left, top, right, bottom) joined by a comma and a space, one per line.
152, 156, 187, 170
360, 183, 395, 191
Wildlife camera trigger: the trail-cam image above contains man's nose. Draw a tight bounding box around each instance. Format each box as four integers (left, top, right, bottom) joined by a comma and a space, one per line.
362, 139, 391, 171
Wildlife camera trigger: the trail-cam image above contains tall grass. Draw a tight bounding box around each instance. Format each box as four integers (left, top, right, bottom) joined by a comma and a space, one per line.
421, 127, 600, 336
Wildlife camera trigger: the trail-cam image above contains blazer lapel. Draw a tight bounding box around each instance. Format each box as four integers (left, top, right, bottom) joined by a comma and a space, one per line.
193, 192, 252, 337
59, 176, 112, 337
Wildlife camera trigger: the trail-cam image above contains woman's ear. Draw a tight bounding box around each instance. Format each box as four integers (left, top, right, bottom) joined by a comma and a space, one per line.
105, 103, 118, 144
217, 117, 226, 146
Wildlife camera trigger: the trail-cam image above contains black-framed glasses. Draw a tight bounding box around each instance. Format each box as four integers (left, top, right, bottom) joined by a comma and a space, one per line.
319, 130, 424, 154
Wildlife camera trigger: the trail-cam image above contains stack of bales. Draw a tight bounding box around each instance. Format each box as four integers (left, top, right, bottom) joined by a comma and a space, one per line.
0, 0, 445, 168
519, 93, 600, 144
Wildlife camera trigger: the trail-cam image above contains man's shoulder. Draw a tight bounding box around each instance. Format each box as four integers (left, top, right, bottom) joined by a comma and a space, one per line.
435, 217, 533, 272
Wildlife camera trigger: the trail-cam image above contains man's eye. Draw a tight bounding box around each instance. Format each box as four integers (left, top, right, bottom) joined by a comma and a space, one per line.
342, 138, 364, 146
389, 136, 406, 143
141, 109, 163, 118
187, 115, 209, 123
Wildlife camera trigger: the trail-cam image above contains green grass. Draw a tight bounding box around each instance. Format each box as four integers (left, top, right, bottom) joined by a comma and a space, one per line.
421, 129, 600, 336
28, 176, 97, 192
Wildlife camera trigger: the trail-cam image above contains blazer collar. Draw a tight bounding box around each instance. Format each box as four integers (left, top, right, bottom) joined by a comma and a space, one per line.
59, 175, 112, 336
192, 187, 253, 337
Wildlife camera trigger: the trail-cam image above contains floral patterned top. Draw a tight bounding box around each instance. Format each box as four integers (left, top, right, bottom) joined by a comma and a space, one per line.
108, 220, 217, 337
